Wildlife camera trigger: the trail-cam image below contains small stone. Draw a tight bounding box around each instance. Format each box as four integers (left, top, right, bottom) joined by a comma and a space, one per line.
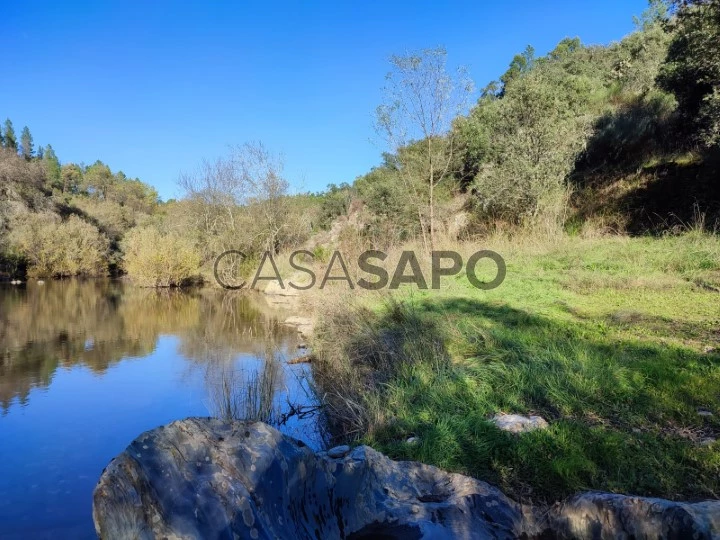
697, 409, 714, 417
327, 445, 351, 459
699, 437, 716, 446
406, 437, 420, 445
491, 413, 549, 434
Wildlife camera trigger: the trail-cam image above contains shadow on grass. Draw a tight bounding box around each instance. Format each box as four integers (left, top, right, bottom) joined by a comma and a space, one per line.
358, 296, 720, 502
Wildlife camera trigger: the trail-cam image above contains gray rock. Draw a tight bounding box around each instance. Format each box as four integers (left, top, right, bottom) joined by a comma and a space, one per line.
93, 418, 720, 539
326, 444, 351, 459
548, 492, 720, 539
698, 408, 714, 417
406, 436, 420, 446
93, 418, 534, 539
491, 413, 549, 434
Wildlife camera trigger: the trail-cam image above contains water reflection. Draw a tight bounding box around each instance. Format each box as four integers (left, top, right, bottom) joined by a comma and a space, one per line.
0, 279, 321, 539
0, 280, 299, 410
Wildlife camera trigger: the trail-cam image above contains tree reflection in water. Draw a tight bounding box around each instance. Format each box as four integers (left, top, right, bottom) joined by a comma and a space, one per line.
0, 280, 318, 430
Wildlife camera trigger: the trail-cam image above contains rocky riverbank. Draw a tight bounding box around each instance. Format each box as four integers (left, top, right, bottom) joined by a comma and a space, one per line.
93, 418, 720, 539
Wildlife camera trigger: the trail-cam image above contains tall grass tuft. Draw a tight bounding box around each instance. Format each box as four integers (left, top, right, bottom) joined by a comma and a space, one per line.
208, 346, 281, 423
313, 296, 450, 441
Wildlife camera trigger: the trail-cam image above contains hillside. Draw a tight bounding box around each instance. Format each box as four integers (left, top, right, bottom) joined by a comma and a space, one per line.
0, 136, 158, 279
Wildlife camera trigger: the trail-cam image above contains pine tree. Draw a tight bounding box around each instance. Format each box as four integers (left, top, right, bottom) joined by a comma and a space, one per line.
0, 124, 4, 148
20, 126, 34, 159
4, 119, 17, 152
36, 145, 45, 159
44, 144, 62, 186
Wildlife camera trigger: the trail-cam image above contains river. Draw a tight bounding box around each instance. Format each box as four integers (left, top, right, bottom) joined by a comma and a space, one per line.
0, 279, 323, 539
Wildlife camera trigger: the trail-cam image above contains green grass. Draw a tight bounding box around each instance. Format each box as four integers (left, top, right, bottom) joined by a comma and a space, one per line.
314, 232, 720, 502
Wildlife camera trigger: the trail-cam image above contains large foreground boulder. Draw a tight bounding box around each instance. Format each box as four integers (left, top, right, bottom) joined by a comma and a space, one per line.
93, 418, 720, 539
93, 418, 533, 539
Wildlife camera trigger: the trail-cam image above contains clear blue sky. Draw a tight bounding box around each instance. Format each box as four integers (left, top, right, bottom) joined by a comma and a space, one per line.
1, 1, 649, 201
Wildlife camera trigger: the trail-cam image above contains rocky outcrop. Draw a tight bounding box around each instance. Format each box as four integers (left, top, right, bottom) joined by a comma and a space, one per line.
93, 418, 535, 539
549, 492, 720, 539
93, 418, 720, 540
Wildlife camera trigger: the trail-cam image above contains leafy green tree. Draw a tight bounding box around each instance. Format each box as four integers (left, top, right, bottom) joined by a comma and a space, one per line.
500, 45, 535, 91
43, 144, 61, 187
317, 183, 352, 229
83, 161, 114, 199
60, 163, 83, 194
20, 126, 34, 159
4, 119, 17, 152
658, 0, 720, 147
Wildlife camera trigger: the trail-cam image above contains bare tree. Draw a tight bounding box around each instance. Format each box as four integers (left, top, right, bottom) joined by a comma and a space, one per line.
231, 142, 290, 254
375, 47, 473, 250
179, 142, 291, 261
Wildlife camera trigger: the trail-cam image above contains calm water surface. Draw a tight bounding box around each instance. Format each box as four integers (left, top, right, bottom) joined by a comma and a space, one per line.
0, 280, 322, 539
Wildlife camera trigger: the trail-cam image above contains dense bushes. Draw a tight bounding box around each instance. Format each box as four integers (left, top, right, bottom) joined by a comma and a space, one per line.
0, 126, 160, 279
466, 72, 592, 223
658, 0, 720, 148
343, 11, 684, 238
9, 214, 109, 277
121, 226, 201, 287
455, 16, 674, 227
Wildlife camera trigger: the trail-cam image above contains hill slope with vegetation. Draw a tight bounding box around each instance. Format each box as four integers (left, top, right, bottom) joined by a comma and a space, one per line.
0, 122, 159, 278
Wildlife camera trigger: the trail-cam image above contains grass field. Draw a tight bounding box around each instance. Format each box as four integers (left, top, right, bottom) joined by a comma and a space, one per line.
312, 232, 720, 502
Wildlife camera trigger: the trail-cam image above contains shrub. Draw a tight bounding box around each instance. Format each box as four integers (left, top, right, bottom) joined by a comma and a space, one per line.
9, 213, 109, 277
469, 72, 591, 224
121, 225, 201, 287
